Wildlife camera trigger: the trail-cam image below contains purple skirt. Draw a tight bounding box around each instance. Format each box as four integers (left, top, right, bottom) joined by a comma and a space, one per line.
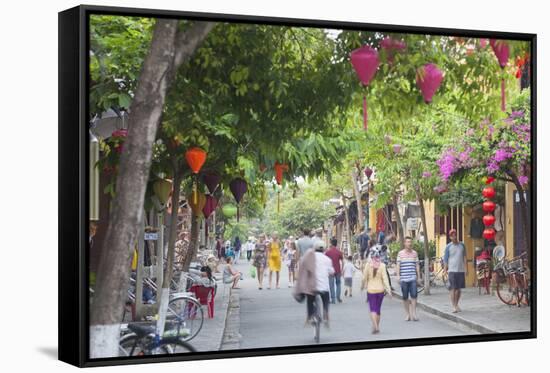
367, 292, 385, 315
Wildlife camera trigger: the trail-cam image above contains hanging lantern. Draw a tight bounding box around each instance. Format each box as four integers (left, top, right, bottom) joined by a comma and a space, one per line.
482, 200, 496, 213
259, 164, 267, 173
393, 144, 402, 154
482, 187, 496, 199
229, 178, 248, 221
185, 147, 207, 204
479, 38, 488, 49
364, 167, 373, 179
112, 129, 128, 153
482, 228, 496, 241
153, 178, 172, 205
380, 36, 406, 64
416, 63, 444, 104
274, 162, 289, 213
187, 192, 206, 217
482, 214, 496, 227
222, 204, 237, 218
490, 39, 510, 112
202, 195, 218, 219
202, 172, 221, 195
485, 176, 495, 185
350, 45, 380, 131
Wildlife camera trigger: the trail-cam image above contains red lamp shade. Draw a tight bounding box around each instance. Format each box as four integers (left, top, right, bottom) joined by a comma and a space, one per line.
364, 167, 373, 179
202, 195, 218, 219
485, 176, 495, 185
482, 200, 496, 213
416, 63, 444, 104
482, 214, 496, 227
185, 147, 207, 174
483, 228, 496, 240
482, 187, 496, 199
274, 162, 289, 185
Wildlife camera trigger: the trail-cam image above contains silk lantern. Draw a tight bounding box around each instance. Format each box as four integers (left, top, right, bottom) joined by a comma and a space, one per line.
485, 176, 495, 185
490, 39, 510, 112
483, 228, 496, 240
364, 167, 373, 179
202, 172, 221, 195
229, 178, 248, 221
350, 45, 380, 131
483, 214, 496, 227
482, 200, 496, 213
416, 63, 443, 104
274, 162, 289, 213
153, 178, 172, 205
187, 192, 206, 218
222, 204, 237, 218
202, 195, 218, 219
185, 147, 207, 204
482, 187, 496, 199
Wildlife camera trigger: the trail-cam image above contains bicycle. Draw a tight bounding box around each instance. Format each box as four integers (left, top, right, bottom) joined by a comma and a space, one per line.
494, 252, 530, 307
417, 257, 449, 293
119, 322, 196, 356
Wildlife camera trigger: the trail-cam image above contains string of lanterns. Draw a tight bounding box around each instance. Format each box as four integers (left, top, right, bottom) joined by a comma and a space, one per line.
482, 177, 497, 241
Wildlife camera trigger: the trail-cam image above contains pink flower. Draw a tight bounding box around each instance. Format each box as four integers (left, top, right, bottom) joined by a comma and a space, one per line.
518, 175, 529, 186
422, 171, 432, 178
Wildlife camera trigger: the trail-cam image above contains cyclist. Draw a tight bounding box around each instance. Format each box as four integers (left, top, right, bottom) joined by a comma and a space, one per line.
294, 239, 334, 328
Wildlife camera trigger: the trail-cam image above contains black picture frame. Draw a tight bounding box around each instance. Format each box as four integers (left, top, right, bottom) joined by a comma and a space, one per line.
59, 4, 537, 368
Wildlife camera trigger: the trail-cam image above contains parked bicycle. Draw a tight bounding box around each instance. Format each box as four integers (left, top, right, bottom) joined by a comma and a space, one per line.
493, 252, 530, 307
417, 257, 449, 293
119, 322, 196, 356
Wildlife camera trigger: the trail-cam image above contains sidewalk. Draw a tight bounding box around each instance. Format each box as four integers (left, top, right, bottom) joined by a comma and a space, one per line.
389, 273, 531, 334
190, 276, 233, 351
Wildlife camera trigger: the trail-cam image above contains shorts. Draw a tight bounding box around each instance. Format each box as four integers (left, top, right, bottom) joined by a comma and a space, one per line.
344, 277, 353, 287
400, 280, 418, 300
448, 272, 465, 289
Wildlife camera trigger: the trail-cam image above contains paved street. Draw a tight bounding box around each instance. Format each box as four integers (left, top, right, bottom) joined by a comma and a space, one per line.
228, 260, 473, 349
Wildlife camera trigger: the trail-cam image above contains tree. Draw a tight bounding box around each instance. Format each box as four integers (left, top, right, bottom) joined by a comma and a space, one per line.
90, 19, 215, 358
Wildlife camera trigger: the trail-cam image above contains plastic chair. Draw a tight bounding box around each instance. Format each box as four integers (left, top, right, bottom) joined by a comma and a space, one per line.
190, 284, 215, 318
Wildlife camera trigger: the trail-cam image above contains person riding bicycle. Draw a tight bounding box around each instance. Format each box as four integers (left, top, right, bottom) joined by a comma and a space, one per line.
293, 239, 334, 328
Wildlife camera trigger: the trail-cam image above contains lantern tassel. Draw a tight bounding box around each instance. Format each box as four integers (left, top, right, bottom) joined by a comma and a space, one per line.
501, 78, 506, 112
363, 95, 368, 131
237, 205, 240, 222
193, 178, 198, 204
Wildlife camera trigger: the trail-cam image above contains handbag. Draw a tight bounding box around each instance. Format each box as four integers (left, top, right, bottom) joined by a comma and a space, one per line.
249, 266, 256, 279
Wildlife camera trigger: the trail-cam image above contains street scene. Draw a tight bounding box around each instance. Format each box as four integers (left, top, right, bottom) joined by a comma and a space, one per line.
87, 15, 532, 358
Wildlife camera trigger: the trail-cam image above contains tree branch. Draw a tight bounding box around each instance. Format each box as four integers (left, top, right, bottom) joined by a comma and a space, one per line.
173, 21, 217, 73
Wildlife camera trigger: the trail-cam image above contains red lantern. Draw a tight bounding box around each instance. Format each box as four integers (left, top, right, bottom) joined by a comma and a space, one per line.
483, 228, 496, 240
482, 214, 496, 227
490, 39, 510, 111
482, 187, 496, 199
482, 200, 496, 213
350, 45, 380, 131
274, 162, 289, 185
364, 167, 373, 179
485, 176, 495, 184
416, 63, 444, 104
185, 147, 207, 204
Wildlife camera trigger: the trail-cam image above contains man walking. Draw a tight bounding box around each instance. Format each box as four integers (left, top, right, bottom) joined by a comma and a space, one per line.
325, 237, 344, 303
357, 228, 371, 263
443, 229, 468, 313
296, 228, 314, 263
245, 237, 255, 262
396, 236, 420, 321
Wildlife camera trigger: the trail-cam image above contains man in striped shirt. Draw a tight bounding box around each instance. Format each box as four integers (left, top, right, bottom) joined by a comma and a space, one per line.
396, 237, 420, 321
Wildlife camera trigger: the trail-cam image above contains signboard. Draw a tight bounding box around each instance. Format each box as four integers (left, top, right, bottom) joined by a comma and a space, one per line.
144, 232, 159, 241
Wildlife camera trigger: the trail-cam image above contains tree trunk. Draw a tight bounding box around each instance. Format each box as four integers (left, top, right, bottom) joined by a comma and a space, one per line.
89, 20, 215, 358
182, 214, 201, 272
343, 196, 352, 256
415, 186, 431, 295
392, 193, 405, 249
351, 169, 364, 231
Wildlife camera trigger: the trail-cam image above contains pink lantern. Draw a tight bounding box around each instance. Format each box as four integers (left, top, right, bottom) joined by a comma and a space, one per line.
490, 39, 510, 112
393, 144, 402, 154
364, 167, 373, 179
416, 63, 444, 104
479, 38, 488, 48
202, 195, 218, 219
350, 45, 380, 131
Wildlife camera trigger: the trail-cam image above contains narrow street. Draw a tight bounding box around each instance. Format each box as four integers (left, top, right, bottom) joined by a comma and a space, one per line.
229, 261, 471, 349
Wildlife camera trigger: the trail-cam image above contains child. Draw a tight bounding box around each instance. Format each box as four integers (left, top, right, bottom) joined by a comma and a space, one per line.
343, 255, 357, 297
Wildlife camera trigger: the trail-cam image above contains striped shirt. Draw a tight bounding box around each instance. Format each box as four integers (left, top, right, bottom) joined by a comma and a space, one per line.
397, 249, 419, 282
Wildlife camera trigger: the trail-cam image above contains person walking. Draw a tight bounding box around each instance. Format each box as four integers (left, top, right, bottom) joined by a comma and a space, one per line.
296, 228, 314, 263
252, 235, 267, 290
443, 229, 468, 313
245, 237, 255, 262
396, 236, 420, 321
357, 228, 371, 263
215, 236, 224, 261
342, 255, 357, 297
233, 236, 242, 264
325, 237, 344, 303
361, 247, 392, 334
267, 233, 282, 289
285, 241, 297, 287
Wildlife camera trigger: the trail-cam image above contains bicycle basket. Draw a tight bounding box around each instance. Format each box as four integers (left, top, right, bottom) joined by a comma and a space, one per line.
494, 268, 507, 284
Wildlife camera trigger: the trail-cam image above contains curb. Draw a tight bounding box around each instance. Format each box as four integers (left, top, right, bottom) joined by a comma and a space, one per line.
391, 290, 496, 334
220, 289, 241, 350
214, 284, 233, 350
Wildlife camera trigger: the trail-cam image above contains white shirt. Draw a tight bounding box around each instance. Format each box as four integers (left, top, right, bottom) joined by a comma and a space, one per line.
245, 242, 255, 251
315, 251, 334, 292
342, 262, 356, 278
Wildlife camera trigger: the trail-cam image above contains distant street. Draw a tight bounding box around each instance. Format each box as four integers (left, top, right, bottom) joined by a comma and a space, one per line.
229, 260, 471, 349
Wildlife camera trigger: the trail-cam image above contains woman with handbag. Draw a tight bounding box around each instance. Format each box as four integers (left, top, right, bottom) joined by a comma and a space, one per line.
252, 235, 268, 290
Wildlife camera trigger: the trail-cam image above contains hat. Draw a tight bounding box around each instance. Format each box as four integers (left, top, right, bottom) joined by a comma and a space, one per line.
448, 228, 457, 236
313, 239, 326, 251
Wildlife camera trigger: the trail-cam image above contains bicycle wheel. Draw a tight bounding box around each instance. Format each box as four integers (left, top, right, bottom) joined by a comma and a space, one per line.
119, 334, 171, 356
159, 338, 196, 354
496, 273, 521, 306
167, 296, 204, 341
